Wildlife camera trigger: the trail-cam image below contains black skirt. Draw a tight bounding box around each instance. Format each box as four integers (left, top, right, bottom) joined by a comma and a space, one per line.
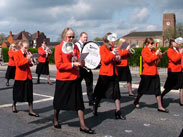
138, 75, 161, 96
5, 66, 16, 79
164, 72, 182, 90
94, 75, 121, 100
117, 66, 132, 82
13, 79, 33, 102
53, 79, 85, 111
36, 61, 49, 75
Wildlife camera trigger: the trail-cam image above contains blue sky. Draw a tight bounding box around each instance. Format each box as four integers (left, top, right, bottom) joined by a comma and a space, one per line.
0, 0, 182, 41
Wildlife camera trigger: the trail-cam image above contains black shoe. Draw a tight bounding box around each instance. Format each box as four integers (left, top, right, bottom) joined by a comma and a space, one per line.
29, 113, 39, 117
54, 123, 61, 129
12, 106, 18, 113
115, 111, 126, 120
48, 82, 53, 85
134, 100, 140, 109
179, 102, 183, 106
6, 82, 9, 86
157, 109, 169, 113
80, 128, 95, 134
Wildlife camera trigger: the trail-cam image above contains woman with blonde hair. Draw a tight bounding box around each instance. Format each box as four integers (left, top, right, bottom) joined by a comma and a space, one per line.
53, 27, 95, 134
5, 43, 17, 86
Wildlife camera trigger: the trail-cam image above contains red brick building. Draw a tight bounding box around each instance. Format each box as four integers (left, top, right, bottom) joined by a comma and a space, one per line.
1, 30, 50, 48
122, 13, 176, 47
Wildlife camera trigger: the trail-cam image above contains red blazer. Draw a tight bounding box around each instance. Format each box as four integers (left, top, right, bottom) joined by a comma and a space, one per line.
99, 44, 119, 76
8, 50, 15, 66
38, 46, 50, 63
142, 46, 159, 75
167, 48, 182, 72
55, 41, 80, 81
117, 48, 129, 67
14, 50, 32, 80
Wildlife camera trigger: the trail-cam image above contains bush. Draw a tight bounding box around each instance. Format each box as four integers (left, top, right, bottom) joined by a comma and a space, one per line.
2, 47, 169, 67
128, 47, 168, 68
2, 48, 55, 64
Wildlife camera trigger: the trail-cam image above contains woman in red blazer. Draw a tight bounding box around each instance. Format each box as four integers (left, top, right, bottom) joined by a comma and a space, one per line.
93, 32, 126, 120
12, 40, 39, 117
5, 43, 17, 86
36, 40, 52, 84
161, 38, 183, 106
117, 38, 134, 96
134, 37, 168, 113
53, 28, 95, 134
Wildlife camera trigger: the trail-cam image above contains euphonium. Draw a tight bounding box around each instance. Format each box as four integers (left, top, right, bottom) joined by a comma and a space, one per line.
62, 42, 90, 72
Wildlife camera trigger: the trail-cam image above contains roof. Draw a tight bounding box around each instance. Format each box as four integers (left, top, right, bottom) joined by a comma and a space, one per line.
13, 31, 32, 40
123, 31, 162, 37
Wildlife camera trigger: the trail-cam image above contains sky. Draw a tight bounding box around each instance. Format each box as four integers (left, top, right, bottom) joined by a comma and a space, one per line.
0, 0, 182, 42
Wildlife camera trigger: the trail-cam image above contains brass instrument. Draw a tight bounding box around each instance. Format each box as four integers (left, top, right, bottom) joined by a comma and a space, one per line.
62, 42, 90, 72
26, 50, 40, 65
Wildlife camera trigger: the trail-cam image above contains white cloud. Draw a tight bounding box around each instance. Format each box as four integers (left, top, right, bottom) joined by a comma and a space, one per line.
130, 8, 149, 24
0, 0, 6, 7
0, 0, 181, 41
146, 25, 158, 31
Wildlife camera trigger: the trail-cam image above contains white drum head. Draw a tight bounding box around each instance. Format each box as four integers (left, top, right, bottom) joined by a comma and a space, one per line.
82, 41, 101, 69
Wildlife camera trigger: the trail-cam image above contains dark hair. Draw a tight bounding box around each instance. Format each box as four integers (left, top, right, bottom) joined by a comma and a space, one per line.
42, 39, 47, 44
169, 38, 175, 48
143, 37, 154, 48
80, 32, 87, 37
103, 32, 112, 44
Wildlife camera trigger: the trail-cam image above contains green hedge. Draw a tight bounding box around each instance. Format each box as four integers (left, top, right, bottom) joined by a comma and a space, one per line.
2, 48, 55, 64
128, 47, 168, 68
2, 47, 168, 67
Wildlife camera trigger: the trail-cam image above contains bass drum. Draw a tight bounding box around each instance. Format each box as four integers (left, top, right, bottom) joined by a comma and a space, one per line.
81, 41, 101, 69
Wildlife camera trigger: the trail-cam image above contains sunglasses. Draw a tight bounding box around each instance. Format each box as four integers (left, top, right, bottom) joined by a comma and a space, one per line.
150, 42, 154, 45
67, 36, 75, 39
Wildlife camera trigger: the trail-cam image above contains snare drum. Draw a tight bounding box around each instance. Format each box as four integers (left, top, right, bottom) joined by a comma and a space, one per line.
81, 41, 101, 69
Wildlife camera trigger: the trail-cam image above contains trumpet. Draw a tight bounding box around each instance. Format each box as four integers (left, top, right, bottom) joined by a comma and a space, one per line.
26, 50, 39, 65
44, 46, 52, 54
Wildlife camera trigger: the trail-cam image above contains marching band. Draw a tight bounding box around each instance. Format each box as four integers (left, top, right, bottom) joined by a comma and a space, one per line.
3, 30, 183, 135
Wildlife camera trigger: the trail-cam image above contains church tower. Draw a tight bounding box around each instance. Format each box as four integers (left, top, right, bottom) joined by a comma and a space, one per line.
163, 13, 176, 45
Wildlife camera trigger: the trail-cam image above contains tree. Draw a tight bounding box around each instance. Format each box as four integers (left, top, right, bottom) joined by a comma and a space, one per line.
0, 33, 6, 45
93, 37, 102, 41
176, 22, 183, 37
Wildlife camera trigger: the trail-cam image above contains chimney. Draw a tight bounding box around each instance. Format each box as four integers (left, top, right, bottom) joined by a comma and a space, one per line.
36, 31, 40, 37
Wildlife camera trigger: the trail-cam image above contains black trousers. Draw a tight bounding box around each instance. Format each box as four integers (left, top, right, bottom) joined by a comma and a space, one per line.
79, 67, 94, 103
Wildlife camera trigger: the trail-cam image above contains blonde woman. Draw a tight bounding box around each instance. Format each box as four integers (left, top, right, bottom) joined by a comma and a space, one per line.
5, 43, 17, 86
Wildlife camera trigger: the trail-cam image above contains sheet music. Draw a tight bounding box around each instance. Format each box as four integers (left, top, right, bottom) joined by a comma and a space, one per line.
120, 42, 129, 49
79, 52, 89, 61
120, 42, 136, 49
